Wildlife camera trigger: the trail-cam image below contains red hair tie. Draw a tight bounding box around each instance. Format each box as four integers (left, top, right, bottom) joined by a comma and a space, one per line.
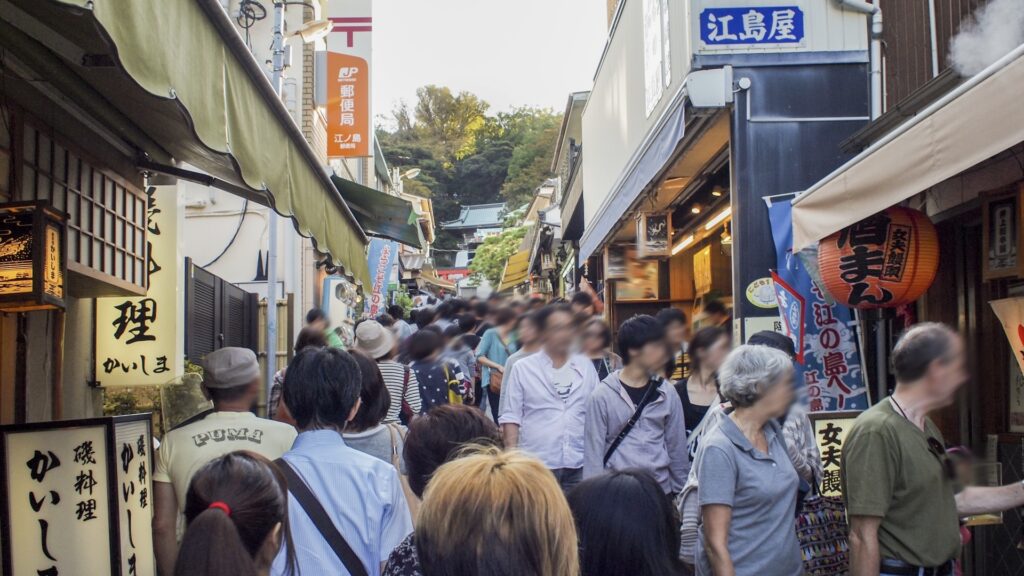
207, 501, 231, 516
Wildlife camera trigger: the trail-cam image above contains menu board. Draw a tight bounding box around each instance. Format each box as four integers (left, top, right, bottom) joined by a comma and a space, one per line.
809, 411, 860, 497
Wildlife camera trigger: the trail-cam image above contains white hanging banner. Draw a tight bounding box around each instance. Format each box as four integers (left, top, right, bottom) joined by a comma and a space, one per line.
95, 186, 184, 386
990, 297, 1024, 375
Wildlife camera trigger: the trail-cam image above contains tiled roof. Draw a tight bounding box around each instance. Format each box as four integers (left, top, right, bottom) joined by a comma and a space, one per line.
441, 203, 506, 229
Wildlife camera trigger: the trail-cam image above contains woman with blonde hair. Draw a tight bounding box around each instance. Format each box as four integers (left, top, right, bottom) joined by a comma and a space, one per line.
415, 448, 579, 576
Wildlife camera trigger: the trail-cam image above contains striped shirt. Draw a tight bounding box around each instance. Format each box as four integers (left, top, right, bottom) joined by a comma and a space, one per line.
378, 360, 423, 423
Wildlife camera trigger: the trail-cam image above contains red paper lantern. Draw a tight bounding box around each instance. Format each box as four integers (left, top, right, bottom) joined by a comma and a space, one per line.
818, 207, 939, 309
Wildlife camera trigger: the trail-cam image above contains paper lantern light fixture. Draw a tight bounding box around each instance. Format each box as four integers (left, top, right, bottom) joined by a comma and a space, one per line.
0, 202, 67, 311
818, 206, 939, 309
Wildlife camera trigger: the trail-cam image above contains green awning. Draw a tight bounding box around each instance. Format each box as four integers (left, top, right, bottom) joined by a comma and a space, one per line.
332, 176, 422, 249
7, 0, 370, 285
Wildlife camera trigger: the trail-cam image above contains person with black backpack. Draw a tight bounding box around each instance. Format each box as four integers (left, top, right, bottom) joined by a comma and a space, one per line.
582, 315, 689, 496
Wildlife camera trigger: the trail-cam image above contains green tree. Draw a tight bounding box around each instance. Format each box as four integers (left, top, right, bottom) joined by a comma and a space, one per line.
411, 85, 489, 164
378, 89, 560, 250
501, 120, 560, 205
470, 226, 527, 287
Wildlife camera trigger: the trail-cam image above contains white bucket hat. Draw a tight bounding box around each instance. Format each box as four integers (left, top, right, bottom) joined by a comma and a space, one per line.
355, 320, 396, 359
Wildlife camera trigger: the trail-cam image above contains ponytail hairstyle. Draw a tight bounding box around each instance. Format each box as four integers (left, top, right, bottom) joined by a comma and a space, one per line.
175, 451, 295, 576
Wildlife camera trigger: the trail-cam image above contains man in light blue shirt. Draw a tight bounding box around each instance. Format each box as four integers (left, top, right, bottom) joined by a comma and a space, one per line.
499, 304, 599, 492
272, 347, 412, 576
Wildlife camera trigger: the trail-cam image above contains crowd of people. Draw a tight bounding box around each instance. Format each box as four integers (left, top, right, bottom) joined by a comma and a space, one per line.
151, 293, 1024, 576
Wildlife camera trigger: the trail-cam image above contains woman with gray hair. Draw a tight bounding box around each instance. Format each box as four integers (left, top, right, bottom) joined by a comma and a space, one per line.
695, 345, 803, 576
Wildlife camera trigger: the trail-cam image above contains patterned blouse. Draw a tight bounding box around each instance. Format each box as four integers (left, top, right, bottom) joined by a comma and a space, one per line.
410, 359, 471, 410
383, 533, 421, 576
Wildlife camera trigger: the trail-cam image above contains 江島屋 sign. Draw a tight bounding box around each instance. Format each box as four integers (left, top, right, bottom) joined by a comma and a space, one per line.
95, 186, 183, 386
699, 5, 805, 47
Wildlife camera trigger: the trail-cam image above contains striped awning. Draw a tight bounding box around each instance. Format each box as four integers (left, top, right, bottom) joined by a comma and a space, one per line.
5, 0, 370, 284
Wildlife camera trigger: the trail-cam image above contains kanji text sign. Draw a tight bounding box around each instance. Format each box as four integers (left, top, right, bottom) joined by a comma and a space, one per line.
810, 411, 860, 497
700, 6, 804, 46
3, 425, 112, 575
95, 186, 182, 386
0, 416, 154, 576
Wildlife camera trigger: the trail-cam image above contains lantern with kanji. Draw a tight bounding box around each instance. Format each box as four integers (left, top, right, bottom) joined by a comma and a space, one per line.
0, 201, 67, 311
818, 206, 939, 309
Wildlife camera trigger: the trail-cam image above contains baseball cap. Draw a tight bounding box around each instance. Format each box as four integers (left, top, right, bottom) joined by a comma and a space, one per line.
202, 347, 260, 388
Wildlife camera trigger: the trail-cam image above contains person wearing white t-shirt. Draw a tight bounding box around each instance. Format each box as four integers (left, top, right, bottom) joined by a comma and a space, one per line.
152, 347, 296, 576
499, 304, 599, 492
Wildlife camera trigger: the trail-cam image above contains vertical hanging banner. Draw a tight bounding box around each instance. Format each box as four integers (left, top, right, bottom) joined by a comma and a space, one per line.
326, 0, 372, 158
96, 186, 184, 386
767, 198, 867, 412
770, 270, 806, 364
365, 238, 397, 317
991, 297, 1024, 432
990, 297, 1024, 375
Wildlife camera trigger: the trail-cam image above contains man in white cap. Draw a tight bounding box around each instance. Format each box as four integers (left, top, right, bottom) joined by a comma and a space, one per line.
152, 347, 297, 576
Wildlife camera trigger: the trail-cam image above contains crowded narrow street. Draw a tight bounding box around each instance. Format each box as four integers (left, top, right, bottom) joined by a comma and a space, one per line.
1, 0, 1023, 575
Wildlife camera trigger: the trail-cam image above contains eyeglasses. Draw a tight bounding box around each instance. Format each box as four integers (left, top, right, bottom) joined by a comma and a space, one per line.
926, 437, 957, 481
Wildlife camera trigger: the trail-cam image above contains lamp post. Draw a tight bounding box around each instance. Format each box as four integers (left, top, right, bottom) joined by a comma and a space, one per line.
265, 1, 285, 404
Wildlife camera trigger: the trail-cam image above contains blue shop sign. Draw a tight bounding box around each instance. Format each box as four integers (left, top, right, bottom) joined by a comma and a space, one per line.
700, 6, 804, 46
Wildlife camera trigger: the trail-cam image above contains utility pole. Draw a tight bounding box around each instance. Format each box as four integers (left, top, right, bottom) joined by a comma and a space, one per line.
266, 0, 285, 404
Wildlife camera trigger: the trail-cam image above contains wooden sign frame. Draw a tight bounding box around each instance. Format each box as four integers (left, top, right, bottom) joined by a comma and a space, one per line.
0, 414, 153, 576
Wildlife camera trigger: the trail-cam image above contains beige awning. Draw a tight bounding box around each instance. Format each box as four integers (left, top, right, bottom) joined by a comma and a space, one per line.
419, 269, 455, 291
792, 44, 1024, 249
6, 0, 370, 285
498, 250, 531, 293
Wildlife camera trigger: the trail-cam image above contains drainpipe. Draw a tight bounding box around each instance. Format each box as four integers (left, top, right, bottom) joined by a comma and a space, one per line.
836, 0, 884, 119
927, 0, 940, 77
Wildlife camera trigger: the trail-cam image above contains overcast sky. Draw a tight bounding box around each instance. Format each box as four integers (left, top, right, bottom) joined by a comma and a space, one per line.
372, 0, 609, 125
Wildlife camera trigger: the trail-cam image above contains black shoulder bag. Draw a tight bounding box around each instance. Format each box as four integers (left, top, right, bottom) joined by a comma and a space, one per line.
603, 380, 659, 465
275, 459, 370, 576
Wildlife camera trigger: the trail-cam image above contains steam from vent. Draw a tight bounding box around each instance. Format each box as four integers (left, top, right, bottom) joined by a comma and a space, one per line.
949, 0, 1024, 77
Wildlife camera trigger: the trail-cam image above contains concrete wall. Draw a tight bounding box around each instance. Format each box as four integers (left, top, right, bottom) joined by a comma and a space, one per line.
24, 298, 103, 423
582, 0, 692, 229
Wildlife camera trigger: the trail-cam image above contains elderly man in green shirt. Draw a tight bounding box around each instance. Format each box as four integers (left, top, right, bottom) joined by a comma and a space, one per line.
842, 322, 1024, 576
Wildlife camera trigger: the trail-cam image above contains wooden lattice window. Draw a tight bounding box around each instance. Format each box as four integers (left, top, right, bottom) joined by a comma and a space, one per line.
17, 121, 147, 292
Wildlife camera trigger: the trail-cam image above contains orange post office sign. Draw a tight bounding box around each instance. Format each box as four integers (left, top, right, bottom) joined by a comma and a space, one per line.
326, 51, 370, 157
